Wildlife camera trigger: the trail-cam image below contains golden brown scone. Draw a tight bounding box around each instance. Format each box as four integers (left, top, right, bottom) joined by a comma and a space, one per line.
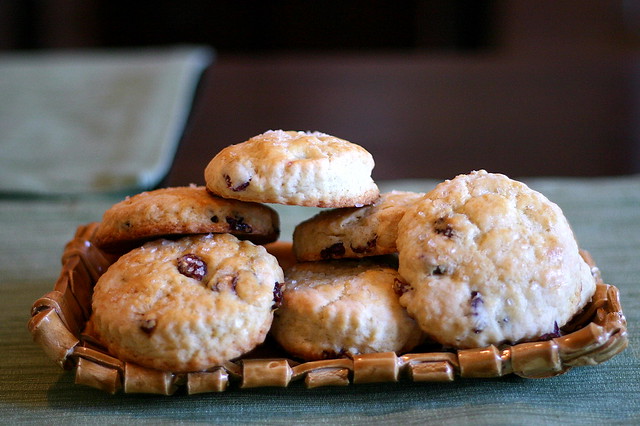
93, 185, 280, 253
271, 259, 423, 361
204, 130, 379, 207
91, 233, 284, 372
396, 170, 596, 349
292, 191, 425, 261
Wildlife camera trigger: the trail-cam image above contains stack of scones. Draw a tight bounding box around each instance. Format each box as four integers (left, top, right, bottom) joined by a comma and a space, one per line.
88, 130, 596, 372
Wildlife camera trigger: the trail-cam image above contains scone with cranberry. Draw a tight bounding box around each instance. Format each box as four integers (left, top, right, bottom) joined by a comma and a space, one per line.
91, 233, 284, 372
293, 191, 424, 261
396, 170, 596, 349
93, 185, 280, 253
204, 130, 379, 207
271, 259, 423, 361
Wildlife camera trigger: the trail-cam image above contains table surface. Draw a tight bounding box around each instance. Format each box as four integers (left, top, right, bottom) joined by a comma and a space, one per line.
2, 176, 639, 424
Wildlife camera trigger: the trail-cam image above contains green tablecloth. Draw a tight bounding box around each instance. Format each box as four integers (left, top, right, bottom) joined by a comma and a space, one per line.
2, 176, 638, 424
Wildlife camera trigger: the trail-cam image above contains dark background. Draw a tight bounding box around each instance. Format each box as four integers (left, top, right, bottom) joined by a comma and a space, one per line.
1, 1, 639, 182
0, 1, 496, 52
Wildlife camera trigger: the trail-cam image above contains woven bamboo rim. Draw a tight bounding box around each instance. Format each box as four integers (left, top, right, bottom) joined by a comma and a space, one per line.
28, 223, 628, 394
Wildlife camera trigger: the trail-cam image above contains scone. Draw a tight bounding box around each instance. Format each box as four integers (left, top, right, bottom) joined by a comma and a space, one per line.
396, 170, 596, 349
90, 233, 284, 372
204, 130, 380, 207
270, 259, 423, 361
93, 185, 280, 253
293, 191, 425, 261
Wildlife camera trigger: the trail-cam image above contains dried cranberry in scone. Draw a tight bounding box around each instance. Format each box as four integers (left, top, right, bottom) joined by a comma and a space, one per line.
177, 254, 207, 281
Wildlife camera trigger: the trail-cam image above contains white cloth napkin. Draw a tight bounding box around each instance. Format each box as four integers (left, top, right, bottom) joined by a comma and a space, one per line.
0, 46, 213, 195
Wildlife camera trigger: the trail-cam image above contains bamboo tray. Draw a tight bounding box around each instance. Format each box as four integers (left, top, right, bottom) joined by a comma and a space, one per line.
28, 223, 628, 395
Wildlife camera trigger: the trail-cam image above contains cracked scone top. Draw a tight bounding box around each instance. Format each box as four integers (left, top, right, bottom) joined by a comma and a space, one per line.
396, 170, 596, 349
91, 233, 284, 372
204, 130, 380, 207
